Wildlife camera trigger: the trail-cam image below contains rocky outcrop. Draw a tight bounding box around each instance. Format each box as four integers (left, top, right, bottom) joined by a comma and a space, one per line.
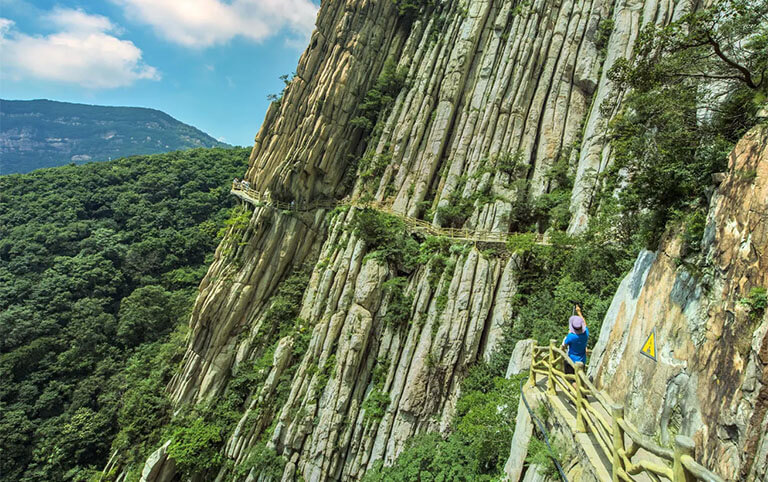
567, 0, 692, 233
588, 126, 768, 480
130, 0, 727, 480
504, 339, 535, 481
140, 441, 176, 482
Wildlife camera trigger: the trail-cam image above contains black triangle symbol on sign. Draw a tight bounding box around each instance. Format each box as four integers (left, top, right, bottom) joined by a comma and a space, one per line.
641, 328, 657, 361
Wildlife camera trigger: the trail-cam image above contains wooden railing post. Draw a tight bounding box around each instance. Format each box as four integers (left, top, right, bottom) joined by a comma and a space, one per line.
611, 404, 626, 482
574, 362, 586, 433
528, 340, 537, 387
673, 435, 696, 482
547, 339, 556, 395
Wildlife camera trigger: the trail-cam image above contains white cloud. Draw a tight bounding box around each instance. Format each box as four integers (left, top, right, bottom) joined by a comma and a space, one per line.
0, 8, 159, 89
113, 0, 318, 48
48, 7, 117, 33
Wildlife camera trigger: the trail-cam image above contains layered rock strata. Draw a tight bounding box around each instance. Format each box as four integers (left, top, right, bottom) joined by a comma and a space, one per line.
134, 0, 706, 480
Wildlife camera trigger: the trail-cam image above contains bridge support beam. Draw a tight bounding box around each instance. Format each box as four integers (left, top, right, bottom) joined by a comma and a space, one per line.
528, 340, 537, 387
673, 436, 696, 482
574, 362, 586, 433
547, 340, 556, 395
611, 404, 626, 482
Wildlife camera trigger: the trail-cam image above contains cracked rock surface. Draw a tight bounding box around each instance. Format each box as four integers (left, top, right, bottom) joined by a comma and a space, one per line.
588, 126, 768, 481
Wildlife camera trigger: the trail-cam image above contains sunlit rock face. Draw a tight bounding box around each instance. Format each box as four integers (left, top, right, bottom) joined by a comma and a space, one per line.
589, 126, 768, 481
131, 0, 733, 480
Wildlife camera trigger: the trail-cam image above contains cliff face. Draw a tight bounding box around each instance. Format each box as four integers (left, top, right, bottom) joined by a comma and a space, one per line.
589, 126, 768, 480
134, 0, 717, 480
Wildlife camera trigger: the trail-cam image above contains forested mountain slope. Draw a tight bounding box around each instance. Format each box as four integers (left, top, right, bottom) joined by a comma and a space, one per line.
0, 99, 229, 174
0, 147, 249, 481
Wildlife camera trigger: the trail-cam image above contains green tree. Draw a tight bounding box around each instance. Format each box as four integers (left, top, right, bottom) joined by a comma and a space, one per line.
602, 0, 767, 248
0, 147, 250, 481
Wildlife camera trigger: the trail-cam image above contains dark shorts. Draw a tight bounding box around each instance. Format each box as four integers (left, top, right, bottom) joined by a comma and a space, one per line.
564, 363, 575, 375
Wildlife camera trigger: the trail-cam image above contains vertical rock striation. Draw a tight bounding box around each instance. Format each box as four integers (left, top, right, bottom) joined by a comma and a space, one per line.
133, 0, 717, 480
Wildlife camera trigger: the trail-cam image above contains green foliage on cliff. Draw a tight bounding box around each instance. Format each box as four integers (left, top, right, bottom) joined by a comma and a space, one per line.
236, 443, 286, 479
167, 417, 224, 475
392, 0, 434, 18
362, 389, 390, 423
381, 277, 413, 327
741, 287, 768, 322
437, 151, 573, 232
604, 0, 767, 250
353, 208, 420, 273
351, 59, 408, 134
364, 369, 524, 480
0, 147, 250, 481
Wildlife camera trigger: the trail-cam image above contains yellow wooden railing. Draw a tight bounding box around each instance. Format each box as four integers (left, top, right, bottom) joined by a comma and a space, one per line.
528, 340, 724, 482
230, 182, 548, 245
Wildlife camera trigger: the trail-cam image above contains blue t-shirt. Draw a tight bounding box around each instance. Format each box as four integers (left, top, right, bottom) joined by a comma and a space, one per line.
564, 327, 589, 364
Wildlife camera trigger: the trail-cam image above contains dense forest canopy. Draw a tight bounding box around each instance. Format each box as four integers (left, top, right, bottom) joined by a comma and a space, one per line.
0, 147, 250, 481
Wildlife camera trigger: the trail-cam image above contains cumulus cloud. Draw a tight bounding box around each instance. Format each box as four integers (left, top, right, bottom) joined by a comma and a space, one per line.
113, 0, 318, 48
0, 8, 159, 89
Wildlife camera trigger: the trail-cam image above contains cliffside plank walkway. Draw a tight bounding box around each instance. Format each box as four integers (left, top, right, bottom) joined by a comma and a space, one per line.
231, 183, 545, 246
528, 341, 725, 482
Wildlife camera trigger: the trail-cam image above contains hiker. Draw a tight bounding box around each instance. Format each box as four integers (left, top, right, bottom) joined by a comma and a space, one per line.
561, 304, 588, 376
233, 178, 240, 188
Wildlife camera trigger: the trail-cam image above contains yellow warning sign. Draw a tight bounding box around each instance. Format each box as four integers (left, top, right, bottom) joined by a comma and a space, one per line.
641, 328, 657, 361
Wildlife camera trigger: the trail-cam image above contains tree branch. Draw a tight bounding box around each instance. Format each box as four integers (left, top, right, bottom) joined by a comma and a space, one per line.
706, 31, 757, 88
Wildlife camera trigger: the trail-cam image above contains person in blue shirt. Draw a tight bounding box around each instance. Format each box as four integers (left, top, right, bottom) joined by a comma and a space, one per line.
561, 304, 588, 375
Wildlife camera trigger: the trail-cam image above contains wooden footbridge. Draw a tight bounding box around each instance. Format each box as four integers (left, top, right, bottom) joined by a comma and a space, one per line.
231, 183, 544, 246
527, 341, 724, 482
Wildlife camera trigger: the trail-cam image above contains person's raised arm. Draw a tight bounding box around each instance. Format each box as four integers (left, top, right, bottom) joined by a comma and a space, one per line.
575, 304, 585, 324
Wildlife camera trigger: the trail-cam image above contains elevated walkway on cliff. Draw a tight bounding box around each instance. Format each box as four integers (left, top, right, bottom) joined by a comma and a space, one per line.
231, 183, 547, 246
525, 341, 725, 482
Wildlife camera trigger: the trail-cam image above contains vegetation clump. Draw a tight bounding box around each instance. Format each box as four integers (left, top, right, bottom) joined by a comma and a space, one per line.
392, 0, 435, 19
351, 59, 408, 135
381, 277, 413, 327
352, 208, 420, 274
236, 443, 286, 480
166, 417, 224, 476
741, 287, 768, 322
362, 389, 390, 423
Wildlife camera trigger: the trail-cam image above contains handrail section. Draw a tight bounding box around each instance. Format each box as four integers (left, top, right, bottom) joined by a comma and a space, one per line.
230, 183, 548, 245
528, 340, 724, 482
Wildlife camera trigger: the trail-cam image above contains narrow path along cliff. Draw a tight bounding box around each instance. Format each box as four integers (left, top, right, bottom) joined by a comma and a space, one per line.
231, 183, 550, 245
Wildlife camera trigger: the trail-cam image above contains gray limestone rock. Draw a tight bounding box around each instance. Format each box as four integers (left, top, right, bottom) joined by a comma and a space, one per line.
129, 1, 768, 481
506, 339, 535, 378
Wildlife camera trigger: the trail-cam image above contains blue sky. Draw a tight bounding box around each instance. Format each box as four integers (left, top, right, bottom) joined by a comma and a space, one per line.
0, 0, 320, 146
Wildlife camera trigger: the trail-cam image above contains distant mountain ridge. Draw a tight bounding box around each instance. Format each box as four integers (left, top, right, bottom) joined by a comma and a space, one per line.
0, 99, 230, 174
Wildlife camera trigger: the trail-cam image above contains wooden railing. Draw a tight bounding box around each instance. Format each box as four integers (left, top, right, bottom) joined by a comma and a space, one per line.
230, 182, 547, 245
528, 340, 725, 482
